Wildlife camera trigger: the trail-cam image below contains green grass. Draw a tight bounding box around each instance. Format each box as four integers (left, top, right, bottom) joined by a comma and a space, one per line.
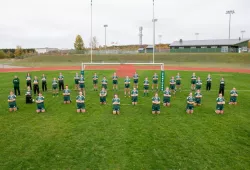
0, 70, 250, 170
2, 53, 250, 68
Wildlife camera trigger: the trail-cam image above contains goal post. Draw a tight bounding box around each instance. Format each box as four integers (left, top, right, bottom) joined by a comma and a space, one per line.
81, 62, 166, 91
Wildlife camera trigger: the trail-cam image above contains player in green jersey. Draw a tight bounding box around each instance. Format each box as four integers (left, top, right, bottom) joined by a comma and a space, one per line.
41, 74, 47, 92
112, 94, 120, 115
74, 73, 80, 90
36, 92, 45, 113
191, 72, 197, 91
63, 85, 71, 104
152, 73, 159, 91
25, 86, 33, 104
163, 87, 171, 107
26, 73, 32, 90
92, 73, 98, 91
52, 78, 58, 97
131, 88, 138, 105
13, 75, 20, 96
133, 72, 139, 88
169, 76, 176, 96
33, 76, 39, 95
112, 72, 118, 91
79, 75, 85, 96
194, 89, 202, 106
206, 74, 212, 91
124, 76, 131, 97
143, 77, 150, 96
215, 93, 225, 114
8, 91, 17, 112
152, 93, 161, 114
101, 77, 108, 91
99, 87, 107, 105
229, 88, 238, 105
186, 92, 195, 114
196, 77, 202, 90
76, 91, 85, 113
58, 72, 64, 91
176, 73, 182, 92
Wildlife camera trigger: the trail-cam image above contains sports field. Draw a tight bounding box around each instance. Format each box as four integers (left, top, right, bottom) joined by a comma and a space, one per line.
1, 70, 250, 169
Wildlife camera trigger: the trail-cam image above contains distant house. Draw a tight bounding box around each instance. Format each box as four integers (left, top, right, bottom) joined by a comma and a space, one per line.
35, 48, 59, 54
170, 39, 249, 53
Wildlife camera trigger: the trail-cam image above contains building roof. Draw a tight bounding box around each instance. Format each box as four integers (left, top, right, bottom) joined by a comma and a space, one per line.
170, 39, 249, 47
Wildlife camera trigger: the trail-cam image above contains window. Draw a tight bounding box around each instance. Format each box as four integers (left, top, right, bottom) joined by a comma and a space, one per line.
201, 46, 207, 48
179, 47, 184, 49
191, 47, 196, 49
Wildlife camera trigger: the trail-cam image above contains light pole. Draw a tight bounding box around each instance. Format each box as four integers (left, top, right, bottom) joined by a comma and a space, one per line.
152, 0, 157, 64
241, 30, 246, 39
90, 0, 93, 63
104, 25, 108, 54
195, 33, 199, 40
226, 10, 235, 40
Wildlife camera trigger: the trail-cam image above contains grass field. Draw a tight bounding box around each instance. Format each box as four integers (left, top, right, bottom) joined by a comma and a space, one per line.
1, 53, 250, 68
0, 70, 250, 169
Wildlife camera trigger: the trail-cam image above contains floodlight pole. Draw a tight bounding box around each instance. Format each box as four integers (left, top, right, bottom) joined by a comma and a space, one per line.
241, 30, 245, 39
104, 25, 108, 54
152, 0, 157, 64
90, 0, 93, 63
226, 10, 235, 40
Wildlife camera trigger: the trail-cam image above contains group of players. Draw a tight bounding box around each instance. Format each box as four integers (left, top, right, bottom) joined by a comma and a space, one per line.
8, 72, 238, 115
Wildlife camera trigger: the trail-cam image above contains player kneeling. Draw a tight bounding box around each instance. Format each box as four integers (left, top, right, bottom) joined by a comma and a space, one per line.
8, 91, 18, 112
131, 88, 138, 105
194, 89, 202, 106
76, 91, 85, 113
152, 93, 160, 114
112, 94, 120, 115
186, 92, 195, 114
163, 87, 171, 107
36, 92, 45, 113
229, 88, 238, 105
100, 88, 107, 105
63, 85, 71, 104
216, 93, 225, 114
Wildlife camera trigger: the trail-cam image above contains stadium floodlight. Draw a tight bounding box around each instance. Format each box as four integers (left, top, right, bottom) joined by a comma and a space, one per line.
90, 0, 93, 63
195, 33, 199, 40
226, 10, 235, 40
104, 25, 108, 54
241, 30, 246, 39
152, 0, 158, 64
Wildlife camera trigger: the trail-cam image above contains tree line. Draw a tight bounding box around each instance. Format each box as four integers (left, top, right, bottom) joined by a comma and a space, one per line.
0, 46, 36, 59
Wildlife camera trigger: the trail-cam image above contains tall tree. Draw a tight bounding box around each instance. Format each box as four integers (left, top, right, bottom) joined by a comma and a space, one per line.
14, 46, 23, 57
89, 36, 99, 49
74, 35, 85, 50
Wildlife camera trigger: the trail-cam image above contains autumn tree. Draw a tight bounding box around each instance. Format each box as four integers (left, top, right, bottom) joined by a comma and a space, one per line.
74, 35, 85, 51
14, 46, 23, 57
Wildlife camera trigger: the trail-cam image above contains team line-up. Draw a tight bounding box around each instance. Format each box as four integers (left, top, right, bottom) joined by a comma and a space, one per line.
9, 72, 238, 115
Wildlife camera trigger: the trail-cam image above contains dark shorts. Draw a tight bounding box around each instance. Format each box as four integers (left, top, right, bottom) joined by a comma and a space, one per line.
170, 85, 176, 90
191, 80, 196, 85
93, 80, 98, 84
125, 84, 130, 88
144, 85, 149, 90
131, 96, 138, 102
37, 104, 45, 110
196, 85, 201, 89
75, 80, 79, 85
102, 84, 107, 89
77, 103, 85, 109
64, 96, 71, 101
100, 97, 106, 103
163, 97, 170, 103
186, 104, 194, 110
113, 105, 120, 111
9, 102, 17, 109
153, 80, 158, 84
230, 97, 237, 102
176, 81, 181, 85
134, 79, 138, 84
79, 84, 85, 88
52, 86, 58, 90
113, 80, 118, 85
195, 98, 201, 104
216, 104, 224, 111
152, 104, 160, 111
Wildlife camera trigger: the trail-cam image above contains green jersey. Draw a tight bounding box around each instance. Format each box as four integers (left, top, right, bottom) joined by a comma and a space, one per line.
176, 75, 181, 80
58, 75, 64, 81
13, 78, 20, 87
207, 77, 212, 82
220, 80, 225, 86
164, 90, 171, 97
63, 89, 71, 95
196, 80, 202, 85
8, 95, 16, 105
170, 79, 176, 84
144, 80, 149, 86
131, 90, 138, 96
191, 76, 197, 80
41, 76, 46, 82
79, 77, 85, 84
52, 80, 58, 87
153, 75, 158, 80
76, 95, 85, 103
152, 97, 160, 104
195, 92, 202, 98
133, 74, 139, 80
112, 76, 118, 80
230, 90, 238, 96
26, 76, 31, 82
36, 96, 45, 104
100, 90, 107, 96
33, 79, 39, 84
187, 96, 195, 105
124, 78, 130, 84
102, 79, 108, 85
26, 90, 32, 96
112, 98, 120, 106
216, 97, 225, 105
93, 75, 98, 80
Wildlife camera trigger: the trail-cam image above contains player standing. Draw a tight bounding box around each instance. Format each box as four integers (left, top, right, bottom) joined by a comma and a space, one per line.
101, 76, 108, 91
13, 76, 20, 96
99, 87, 107, 105
215, 93, 225, 114
196, 77, 202, 90
191, 73, 197, 91
131, 88, 138, 105
186, 92, 195, 114
92, 73, 98, 91
33, 76, 39, 95
219, 77, 225, 96
76, 91, 85, 113
26, 73, 32, 90
52, 78, 58, 97
194, 89, 202, 106
206, 74, 212, 91
8, 91, 17, 112
229, 88, 238, 105
25, 86, 33, 104
58, 72, 64, 91
176, 73, 182, 92
36, 92, 45, 113
163, 87, 171, 107
74, 73, 80, 90
169, 76, 176, 96
41, 74, 47, 92
124, 76, 131, 97
143, 77, 150, 96
133, 72, 139, 89
152, 73, 159, 91
112, 72, 118, 91
112, 94, 120, 115
63, 85, 71, 104
152, 93, 160, 114
79, 75, 85, 96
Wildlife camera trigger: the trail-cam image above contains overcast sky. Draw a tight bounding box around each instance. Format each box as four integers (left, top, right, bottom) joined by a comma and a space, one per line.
0, 0, 249, 48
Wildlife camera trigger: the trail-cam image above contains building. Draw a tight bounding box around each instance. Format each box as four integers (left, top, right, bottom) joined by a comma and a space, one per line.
35, 48, 59, 54
170, 39, 249, 53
